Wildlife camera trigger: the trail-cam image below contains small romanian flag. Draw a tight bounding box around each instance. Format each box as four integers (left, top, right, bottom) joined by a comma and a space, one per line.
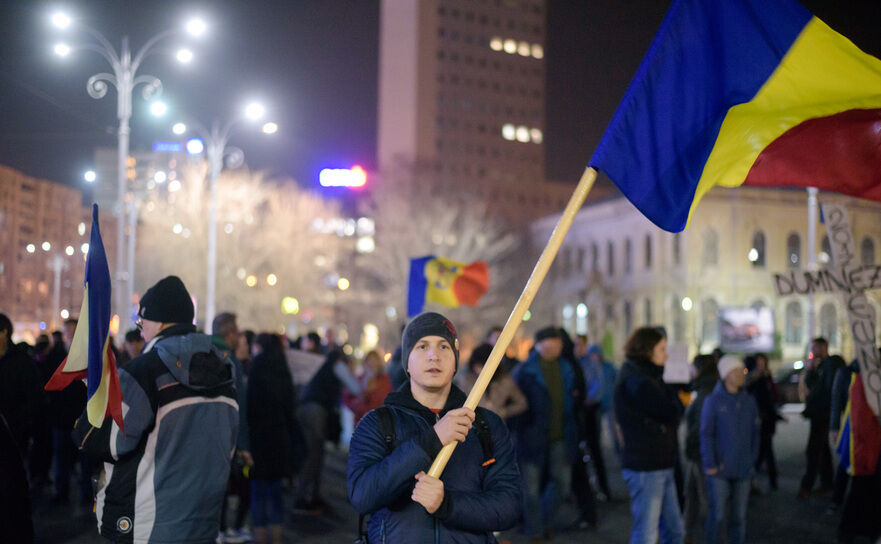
407, 256, 489, 317
46, 205, 124, 431
589, 0, 881, 233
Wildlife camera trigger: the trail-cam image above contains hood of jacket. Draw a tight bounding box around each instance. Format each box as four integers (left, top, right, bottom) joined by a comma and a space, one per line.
154, 328, 235, 391
384, 382, 468, 419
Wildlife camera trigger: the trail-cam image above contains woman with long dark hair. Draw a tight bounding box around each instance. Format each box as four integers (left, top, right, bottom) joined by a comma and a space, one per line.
247, 333, 296, 544
614, 326, 685, 544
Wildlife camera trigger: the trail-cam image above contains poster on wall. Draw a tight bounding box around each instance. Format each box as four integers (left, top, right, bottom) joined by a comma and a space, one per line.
718, 306, 775, 353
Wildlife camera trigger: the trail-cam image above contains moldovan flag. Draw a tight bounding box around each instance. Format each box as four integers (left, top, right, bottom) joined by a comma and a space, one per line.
46, 205, 123, 431
589, 0, 881, 233
408, 256, 489, 317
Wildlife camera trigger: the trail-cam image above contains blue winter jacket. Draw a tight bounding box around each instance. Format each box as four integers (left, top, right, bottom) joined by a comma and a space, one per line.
512, 351, 579, 466
700, 381, 760, 479
347, 384, 521, 543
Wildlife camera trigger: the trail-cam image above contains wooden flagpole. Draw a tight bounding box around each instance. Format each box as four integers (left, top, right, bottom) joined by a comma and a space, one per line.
427, 167, 597, 478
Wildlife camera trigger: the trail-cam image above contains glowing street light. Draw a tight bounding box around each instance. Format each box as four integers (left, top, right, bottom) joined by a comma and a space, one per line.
681, 296, 694, 312
186, 18, 207, 37
51, 12, 71, 29
48, 9, 206, 327
174, 102, 276, 327
53, 43, 71, 57
84, 170, 97, 183
337, 277, 350, 291
26, 244, 36, 253
266, 273, 278, 286
42, 241, 51, 251
244, 102, 265, 120
176, 48, 194, 63
149, 100, 168, 116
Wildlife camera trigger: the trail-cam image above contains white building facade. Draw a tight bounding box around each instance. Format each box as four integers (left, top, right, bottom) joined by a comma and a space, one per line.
530, 186, 881, 366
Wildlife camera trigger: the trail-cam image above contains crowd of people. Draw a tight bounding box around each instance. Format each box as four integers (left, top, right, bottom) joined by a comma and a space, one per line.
2, 275, 881, 544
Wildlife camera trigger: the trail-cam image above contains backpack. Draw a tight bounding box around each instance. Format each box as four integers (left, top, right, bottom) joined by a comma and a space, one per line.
353, 406, 496, 544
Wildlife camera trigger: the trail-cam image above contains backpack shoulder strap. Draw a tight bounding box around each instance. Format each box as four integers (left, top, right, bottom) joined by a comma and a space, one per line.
373, 406, 397, 454
473, 408, 496, 467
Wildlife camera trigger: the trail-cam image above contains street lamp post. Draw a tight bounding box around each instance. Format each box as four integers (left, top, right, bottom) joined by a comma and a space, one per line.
50, 11, 204, 329
175, 104, 274, 328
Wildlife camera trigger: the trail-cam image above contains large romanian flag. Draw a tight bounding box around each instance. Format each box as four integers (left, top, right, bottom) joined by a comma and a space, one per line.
589, 0, 881, 233
46, 205, 123, 430
408, 256, 489, 317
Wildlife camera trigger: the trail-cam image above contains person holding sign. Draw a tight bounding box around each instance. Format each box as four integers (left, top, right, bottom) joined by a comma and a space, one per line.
347, 312, 521, 543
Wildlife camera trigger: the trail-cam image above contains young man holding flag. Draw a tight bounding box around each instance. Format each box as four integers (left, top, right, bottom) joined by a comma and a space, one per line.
347, 312, 521, 543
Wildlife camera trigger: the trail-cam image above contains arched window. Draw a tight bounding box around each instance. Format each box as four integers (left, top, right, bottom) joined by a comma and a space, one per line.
703, 229, 718, 266
820, 303, 837, 346
624, 238, 632, 274
787, 232, 801, 268
702, 298, 720, 346
861, 237, 875, 266
672, 296, 685, 342
672, 233, 681, 266
607, 240, 615, 276
645, 234, 653, 269
785, 301, 803, 344
750, 231, 766, 267
820, 235, 832, 264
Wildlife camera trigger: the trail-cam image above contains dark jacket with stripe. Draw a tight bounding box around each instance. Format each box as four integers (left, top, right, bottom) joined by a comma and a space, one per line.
74, 324, 238, 543
347, 384, 521, 543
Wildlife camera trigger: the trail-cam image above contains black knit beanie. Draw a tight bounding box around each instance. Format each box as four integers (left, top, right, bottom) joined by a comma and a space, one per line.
139, 276, 195, 324
401, 312, 459, 375
534, 326, 562, 343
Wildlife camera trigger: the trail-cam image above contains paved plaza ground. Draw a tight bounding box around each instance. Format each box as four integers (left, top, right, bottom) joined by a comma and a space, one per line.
36, 406, 847, 543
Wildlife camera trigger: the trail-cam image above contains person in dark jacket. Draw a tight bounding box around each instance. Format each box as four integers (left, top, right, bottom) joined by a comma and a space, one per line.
615, 326, 685, 544
247, 333, 296, 544
745, 353, 780, 492
212, 312, 253, 542
347, 312, 521, 543
797, 338, 841, 498
683, 354, 718, 544
700, 355, 760, 544
0, 312, 41, 459
74, 276, 239, 543
829, 359, 858, 510
514, 326, 581, 538
295, 347, 362, 514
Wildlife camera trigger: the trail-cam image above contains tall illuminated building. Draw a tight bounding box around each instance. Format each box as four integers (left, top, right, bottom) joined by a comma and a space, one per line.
377, 0, 579, 226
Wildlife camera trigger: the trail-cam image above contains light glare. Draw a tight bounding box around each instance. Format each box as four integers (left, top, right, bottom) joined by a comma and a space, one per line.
54, 43, 71, 57
84, 170, 96, 183
262, 122, 278, 134
172, 122, 187, 135
176, 48, 193, 64
150, 101, 167, 117
186, 138, 204, 155
51, 12, 72, 29
245, 102, 265, 120
186, 18, 206, 37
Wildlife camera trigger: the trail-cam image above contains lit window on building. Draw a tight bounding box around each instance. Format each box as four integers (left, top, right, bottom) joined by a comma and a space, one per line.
503, 39, 517, 54
530, 128, 543, 143
531, 44, 544, 59
501, 124, 516, 140
515, 126, 530, 142
517, 41, 530, 56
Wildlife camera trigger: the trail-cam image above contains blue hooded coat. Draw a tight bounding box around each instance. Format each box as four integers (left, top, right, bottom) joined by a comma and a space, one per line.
347, 384, 521, 543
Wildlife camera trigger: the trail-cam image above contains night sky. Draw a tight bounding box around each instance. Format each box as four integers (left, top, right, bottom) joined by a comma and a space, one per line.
1, 1, 879, 191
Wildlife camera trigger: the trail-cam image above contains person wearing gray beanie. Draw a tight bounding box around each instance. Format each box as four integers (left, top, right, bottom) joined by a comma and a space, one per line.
347, 311, 522, 542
